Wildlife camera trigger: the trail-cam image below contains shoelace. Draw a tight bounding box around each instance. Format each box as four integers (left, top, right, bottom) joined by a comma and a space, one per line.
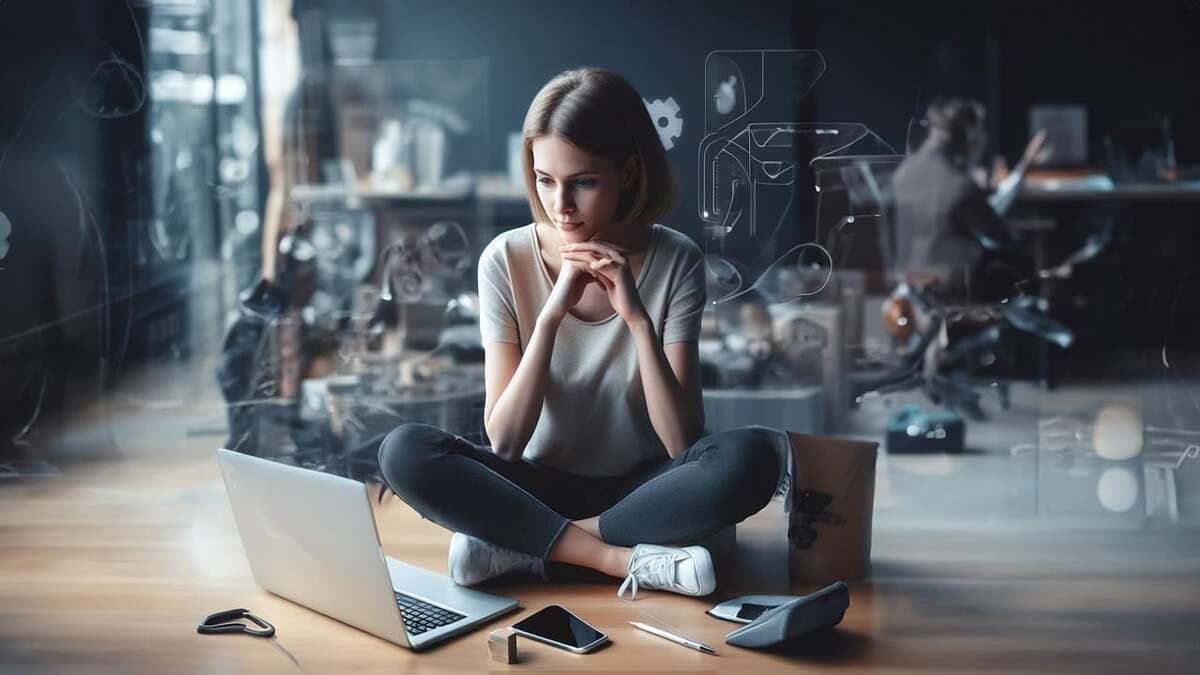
617, 550, 683, 601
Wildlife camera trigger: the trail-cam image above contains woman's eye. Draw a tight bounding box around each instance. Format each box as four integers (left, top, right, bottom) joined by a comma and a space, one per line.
536, 177, 553, 187
573, 179, 596, 189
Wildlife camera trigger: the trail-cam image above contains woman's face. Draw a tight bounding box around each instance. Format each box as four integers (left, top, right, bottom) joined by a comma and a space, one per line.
531, 134, 627, 244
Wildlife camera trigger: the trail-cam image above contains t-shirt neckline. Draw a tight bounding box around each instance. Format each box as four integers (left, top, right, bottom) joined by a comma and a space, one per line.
530, 223, 660, 326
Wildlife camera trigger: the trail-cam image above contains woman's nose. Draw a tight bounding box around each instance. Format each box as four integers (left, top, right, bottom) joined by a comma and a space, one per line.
555, 187, 574, 214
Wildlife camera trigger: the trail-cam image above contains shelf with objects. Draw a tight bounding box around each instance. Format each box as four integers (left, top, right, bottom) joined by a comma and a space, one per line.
218, 60, 513, 481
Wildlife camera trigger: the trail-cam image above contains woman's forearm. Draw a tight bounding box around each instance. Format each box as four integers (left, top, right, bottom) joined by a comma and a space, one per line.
484, 313, 561, 461
629, 313, 704, 457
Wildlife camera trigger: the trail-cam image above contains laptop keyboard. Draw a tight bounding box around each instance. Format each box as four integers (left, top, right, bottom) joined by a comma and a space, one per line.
395, 592, 466, 636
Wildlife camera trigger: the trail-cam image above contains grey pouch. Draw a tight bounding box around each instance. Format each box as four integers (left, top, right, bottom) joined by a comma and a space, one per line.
706, 581, 849, 648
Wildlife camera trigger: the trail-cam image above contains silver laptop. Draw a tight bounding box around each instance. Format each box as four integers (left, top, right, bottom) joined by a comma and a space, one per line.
216, 448, 518, 650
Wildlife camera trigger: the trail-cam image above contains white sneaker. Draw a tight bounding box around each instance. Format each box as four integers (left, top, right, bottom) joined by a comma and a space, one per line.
447, 533, 547, 586
617, 544, 716, 601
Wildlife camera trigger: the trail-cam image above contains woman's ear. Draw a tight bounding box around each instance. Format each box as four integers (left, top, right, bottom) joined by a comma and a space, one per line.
621, 155, 639, 190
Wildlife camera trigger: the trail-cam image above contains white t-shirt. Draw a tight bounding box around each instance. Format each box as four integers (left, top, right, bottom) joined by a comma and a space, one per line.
477, 223, 706, 476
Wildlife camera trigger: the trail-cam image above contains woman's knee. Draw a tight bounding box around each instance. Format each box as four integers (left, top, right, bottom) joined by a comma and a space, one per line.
377, 423, 452, 496
723, 427, 784, 508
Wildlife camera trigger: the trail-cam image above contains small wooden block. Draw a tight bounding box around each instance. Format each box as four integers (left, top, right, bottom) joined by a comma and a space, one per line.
488, 627, 519, 664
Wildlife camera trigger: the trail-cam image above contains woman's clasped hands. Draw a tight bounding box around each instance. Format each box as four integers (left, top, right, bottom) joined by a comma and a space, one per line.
558, 240, 646, 325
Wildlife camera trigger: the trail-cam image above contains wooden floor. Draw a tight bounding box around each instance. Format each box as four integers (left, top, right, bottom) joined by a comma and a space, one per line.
2, 445, 1199, 675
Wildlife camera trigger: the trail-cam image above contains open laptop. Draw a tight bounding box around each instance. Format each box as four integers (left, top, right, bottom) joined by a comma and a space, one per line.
216, 448, 518, 650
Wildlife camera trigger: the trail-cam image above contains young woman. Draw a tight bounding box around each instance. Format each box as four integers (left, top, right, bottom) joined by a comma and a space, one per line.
379, 68, 784, 600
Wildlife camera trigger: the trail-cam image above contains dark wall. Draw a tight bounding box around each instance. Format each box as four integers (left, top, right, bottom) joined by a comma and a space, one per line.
804, 0, 991, 151
368, 0, 813, 239
340, 0, 1200, 183
805, 0, 1200, 163
995, 0, 1200, 163
326, 0, 992, 234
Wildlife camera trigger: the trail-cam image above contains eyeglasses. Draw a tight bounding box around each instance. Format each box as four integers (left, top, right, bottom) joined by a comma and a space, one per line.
196, 608, 276, 638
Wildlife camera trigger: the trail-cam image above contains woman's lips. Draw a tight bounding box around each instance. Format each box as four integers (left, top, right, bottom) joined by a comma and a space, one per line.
557, 220, 584, 229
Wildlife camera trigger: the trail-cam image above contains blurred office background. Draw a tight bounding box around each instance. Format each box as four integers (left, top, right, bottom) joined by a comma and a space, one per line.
2, 0, 1200, 530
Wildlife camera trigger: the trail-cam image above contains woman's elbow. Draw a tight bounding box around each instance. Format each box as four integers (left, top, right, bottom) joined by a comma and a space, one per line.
484, 425, 523, 462
491, 443, 523, 462
665, 427, 704, 458
685, 408, 706, 447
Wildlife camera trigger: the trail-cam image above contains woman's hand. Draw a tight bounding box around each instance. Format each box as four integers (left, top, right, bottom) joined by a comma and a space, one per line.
542, 254, 599, 323
560, 240, 647, 325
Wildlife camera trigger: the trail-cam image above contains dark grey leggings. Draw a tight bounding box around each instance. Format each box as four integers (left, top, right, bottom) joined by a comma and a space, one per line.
377, 424, 784, 559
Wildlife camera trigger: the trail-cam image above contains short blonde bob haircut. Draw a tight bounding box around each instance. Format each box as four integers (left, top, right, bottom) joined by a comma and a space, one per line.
522, 68, 677, 228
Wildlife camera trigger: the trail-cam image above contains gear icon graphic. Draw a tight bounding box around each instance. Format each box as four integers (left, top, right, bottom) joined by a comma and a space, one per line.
644, 97, 683, 150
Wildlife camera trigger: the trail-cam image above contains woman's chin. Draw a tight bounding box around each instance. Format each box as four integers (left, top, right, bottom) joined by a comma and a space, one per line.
558, 226, 595, 242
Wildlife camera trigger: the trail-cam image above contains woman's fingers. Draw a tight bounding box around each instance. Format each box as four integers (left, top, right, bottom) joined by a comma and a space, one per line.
590, 268, 614, 289
561, 251, 617, 287
566, 256, 623, 289
559, 254, 608, 284
560, 250, 596, 260
562, 250, 619, 270
560, 241, 627, 265
560, 252, 599, 269
578, 238, 627, 253
560, 257, 596, 280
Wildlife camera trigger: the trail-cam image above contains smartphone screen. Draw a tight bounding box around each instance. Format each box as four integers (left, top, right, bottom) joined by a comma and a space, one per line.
512, 605, 605, 651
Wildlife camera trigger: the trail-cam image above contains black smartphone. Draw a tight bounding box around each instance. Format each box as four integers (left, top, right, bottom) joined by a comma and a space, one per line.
510, 605, 608, 654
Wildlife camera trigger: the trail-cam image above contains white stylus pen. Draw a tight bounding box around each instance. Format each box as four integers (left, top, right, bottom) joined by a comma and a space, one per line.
629, 621, 718, 655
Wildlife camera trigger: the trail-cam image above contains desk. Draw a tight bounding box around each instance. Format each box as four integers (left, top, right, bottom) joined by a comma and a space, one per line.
1010, 172, 1200, 379
1018, 172, 1200, 204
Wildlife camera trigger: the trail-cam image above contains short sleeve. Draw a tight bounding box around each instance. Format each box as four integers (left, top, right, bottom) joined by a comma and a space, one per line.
477, 241, 520, 344
662, 253, 706, 344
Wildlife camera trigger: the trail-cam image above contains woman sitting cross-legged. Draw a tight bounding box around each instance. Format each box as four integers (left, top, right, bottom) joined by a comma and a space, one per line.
378, 67, 785, 600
